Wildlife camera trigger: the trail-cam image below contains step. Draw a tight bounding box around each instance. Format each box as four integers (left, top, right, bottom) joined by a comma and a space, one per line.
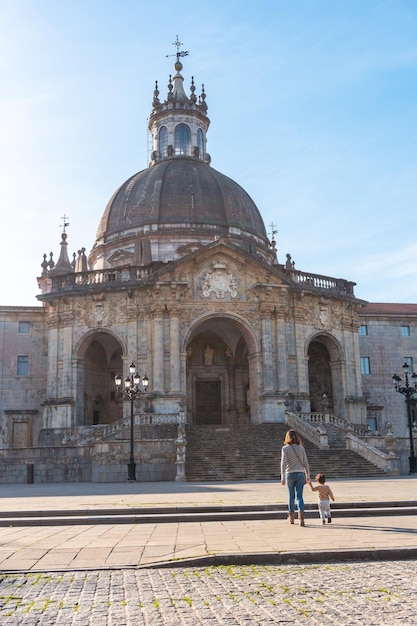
185, 424, 386, 481
0, 502, 414, 527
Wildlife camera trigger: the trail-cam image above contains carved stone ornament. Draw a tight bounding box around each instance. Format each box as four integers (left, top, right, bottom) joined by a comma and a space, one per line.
201, 259, 238, 299
318, 306, 331, 328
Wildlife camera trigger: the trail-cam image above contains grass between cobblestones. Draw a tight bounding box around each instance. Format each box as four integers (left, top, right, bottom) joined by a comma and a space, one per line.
0, 561, 416, 624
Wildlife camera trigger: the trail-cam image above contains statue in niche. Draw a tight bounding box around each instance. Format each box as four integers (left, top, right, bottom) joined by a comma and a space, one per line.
204, 345, 214, 365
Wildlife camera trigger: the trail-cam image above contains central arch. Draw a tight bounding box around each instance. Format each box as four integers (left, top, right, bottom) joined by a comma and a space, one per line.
184, 315, 259, 425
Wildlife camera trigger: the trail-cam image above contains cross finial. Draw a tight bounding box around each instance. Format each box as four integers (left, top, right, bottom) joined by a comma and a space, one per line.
166, 35, 189, 61
60, 214, 70, 233
269, 222, 278, 240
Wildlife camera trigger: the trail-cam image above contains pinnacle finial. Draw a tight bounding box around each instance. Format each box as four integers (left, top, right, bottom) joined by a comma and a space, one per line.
166, 35, 189, 64
60, 214, 70, 234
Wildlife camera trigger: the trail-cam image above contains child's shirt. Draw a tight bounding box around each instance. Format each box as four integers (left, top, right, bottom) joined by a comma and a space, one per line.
311, 484, 334, 501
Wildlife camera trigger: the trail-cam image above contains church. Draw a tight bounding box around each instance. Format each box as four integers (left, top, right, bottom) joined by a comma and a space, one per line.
0, 47, 416, 482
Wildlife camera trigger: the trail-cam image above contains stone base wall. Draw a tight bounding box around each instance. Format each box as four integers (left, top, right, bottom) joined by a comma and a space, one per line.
0, 439, 177, 484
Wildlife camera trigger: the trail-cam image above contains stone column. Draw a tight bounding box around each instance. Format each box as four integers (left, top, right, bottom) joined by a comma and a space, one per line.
169, 305, 181, 393
260, 305, 276, 392
276, 314, 288, 391
61, 326, 73, 397
152, 305, 165, 394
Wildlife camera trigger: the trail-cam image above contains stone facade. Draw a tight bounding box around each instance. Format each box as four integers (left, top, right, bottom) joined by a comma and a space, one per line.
0, 50, 415, 481
358, 303, 417, 439
0, 307, 47, 449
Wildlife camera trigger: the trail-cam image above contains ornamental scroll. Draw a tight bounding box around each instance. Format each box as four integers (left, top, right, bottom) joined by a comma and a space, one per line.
201, 259, 238, 299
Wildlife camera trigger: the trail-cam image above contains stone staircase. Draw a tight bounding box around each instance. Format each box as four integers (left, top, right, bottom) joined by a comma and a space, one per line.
185, 423, 387, 481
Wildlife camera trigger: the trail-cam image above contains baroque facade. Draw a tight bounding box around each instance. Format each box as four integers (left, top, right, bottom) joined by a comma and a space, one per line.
0, 50, 415, 480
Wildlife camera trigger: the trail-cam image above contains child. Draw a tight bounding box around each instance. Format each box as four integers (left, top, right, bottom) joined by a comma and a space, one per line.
309, 473, 335, 524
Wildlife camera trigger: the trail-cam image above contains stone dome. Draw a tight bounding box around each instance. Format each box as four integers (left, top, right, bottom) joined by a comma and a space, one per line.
96, 158, 267, 241
89, 56, 274, 270
90, 158, 272, 269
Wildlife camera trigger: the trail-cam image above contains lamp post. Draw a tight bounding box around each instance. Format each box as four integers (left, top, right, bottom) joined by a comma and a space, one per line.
392, 362, 417, 474
115, 363, 149, 481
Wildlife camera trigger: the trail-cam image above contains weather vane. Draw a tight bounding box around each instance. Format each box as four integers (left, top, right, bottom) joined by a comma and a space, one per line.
60, 214, 70, 233
166, 35, 189, 62
269, 222, 278, 241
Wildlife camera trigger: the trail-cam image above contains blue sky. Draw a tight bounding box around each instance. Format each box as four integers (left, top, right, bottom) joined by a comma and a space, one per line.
0, 0, 416, 306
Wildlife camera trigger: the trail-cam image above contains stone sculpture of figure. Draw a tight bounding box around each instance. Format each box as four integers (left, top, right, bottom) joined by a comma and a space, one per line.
201, 271, 211, 297
204, 345, 214, 365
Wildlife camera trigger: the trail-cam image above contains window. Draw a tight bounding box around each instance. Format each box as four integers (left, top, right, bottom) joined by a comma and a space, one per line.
17, 356, 29, 376
401, 326, 410, 337
403, 356, 414, 372
360, 357, 371, 375
197, 128, 204, 155
174, 124, 191, 155
366, 406, 382, 434
18, 321, 30, 334
358, 325, 368, 336
159, 126, 168, 157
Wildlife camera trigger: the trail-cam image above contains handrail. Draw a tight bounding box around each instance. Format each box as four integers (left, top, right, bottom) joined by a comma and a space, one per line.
62, 412, 183, 446
346, 433, 398, 475
285, 411, 329, 449
296, 412, 370, 438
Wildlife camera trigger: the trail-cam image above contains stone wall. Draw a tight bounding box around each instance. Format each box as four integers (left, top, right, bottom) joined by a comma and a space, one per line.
0, 438, 177, 483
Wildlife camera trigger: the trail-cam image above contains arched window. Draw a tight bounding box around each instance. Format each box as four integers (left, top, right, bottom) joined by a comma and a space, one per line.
174, 124, 191, 156
197, 129, 204, 156
159, 126, 168, 157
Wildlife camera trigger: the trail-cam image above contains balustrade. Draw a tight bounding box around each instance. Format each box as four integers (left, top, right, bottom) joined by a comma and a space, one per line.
289, 270, 355, 295
50, 266, 152, 292
62, 412, 184, 445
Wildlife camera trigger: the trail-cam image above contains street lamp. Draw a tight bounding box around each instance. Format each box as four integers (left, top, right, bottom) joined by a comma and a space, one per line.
115, 363, 149, 481
392, 362, 417, 474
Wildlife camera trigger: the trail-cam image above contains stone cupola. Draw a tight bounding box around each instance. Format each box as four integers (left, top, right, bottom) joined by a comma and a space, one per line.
148, 40, 211, 167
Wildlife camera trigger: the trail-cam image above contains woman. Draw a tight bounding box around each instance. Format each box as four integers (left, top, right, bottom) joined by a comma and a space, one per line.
280, 429, 310, 526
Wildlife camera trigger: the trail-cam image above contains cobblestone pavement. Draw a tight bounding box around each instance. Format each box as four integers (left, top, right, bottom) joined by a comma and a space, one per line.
1, 560, 417, 625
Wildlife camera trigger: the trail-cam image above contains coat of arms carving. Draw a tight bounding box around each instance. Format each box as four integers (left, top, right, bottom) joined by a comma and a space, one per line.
201, 259, 238, 299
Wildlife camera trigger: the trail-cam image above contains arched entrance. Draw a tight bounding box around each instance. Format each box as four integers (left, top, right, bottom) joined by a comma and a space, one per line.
185, 317, 256, 425
75, 331, 124, 426
307, 334, 344, 415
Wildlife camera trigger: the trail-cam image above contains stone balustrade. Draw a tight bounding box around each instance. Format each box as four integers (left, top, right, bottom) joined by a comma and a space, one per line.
297, 412, 370, 438
62, 413, 184, 446
49, 265, 154, 293
288, 270, 356, 295
286, 411, 329, 449
346, 433, 400, 475
44, 264, 355, 296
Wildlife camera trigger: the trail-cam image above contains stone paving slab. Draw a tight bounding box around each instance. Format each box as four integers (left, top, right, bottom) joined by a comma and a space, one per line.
0, 478, 416, 573
0, 514, 416, 573
1, 477, 416, 512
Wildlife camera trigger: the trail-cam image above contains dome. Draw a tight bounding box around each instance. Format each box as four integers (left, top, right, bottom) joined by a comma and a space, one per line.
90, 158, 271, 269
89, 55, 274, 270
97, 159, 267, 241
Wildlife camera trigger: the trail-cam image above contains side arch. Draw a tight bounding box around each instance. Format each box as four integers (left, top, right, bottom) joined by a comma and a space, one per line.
306, 332, 345, 415
74, 329, 125, 426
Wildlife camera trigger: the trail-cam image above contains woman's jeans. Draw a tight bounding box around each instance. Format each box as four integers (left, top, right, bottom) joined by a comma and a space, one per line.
286, 471, 306, 513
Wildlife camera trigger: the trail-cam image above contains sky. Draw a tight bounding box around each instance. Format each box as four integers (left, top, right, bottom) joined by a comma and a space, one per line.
0, 0, 416, 306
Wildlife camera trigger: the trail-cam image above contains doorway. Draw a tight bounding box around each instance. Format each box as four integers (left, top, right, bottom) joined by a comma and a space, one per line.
195, 381, 222, 425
